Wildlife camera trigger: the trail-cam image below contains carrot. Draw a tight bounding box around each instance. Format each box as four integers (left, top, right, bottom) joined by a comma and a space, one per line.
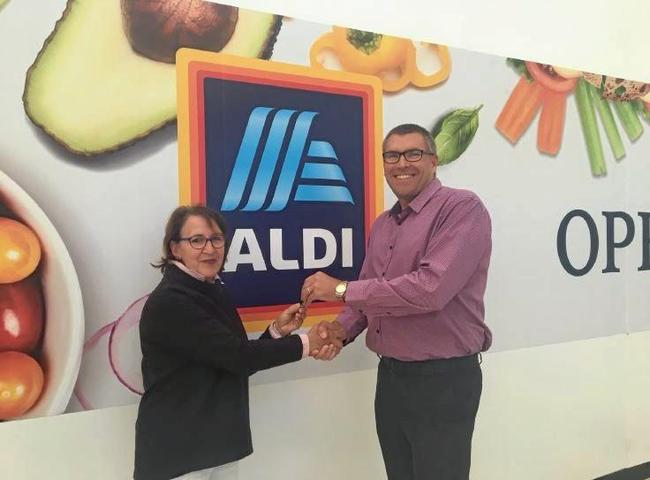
496, 77, 530, 136
537, 91, 567, 155
496, 76, 544, 143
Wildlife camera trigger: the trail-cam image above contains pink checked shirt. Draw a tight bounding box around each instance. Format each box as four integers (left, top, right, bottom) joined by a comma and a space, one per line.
338, 178, 492, 361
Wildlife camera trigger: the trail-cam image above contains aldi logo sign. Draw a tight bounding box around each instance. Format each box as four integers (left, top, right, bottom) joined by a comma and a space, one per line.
177, 49, 382, 330
221, 107, 355, 212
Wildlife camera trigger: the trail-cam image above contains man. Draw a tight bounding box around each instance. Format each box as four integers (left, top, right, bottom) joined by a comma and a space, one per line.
303, 123, 492, 480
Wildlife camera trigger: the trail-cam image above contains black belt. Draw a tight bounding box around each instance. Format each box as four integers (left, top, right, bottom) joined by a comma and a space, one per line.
379, 353, 480, 374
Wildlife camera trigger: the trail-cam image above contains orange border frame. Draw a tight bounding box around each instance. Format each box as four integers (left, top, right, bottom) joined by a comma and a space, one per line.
177, 48, 383, 331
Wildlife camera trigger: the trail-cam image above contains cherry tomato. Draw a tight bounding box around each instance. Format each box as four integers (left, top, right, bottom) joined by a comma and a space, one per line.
0, 218, 42, 284
0, 278, 44, 352
0, 351, 44, 420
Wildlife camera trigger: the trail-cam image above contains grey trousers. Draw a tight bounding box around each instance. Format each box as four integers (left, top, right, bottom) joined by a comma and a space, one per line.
375, 354, 482, 480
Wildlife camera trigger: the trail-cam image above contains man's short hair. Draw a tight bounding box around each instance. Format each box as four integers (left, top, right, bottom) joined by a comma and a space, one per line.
383, 123, 436, 155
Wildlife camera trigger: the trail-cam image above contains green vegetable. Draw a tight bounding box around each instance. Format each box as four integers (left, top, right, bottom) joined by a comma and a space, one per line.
346, 30, 383, 55
589, 84, 625, 161
632, 99, 650, 123
433, 105, 482, 166
506, 58, 533, 81
575, 79, 607, 177
613, 101, 643, 142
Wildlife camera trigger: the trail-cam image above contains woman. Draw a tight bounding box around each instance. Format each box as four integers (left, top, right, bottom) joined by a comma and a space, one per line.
134, 205, 337, 480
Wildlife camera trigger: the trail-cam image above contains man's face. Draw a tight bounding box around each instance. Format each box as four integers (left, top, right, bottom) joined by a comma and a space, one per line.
383, 132, 437, 206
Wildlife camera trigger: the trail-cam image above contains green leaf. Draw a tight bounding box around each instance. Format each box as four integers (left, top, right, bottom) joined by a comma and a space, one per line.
506, 58, 533, 81
433, 105, 483, 166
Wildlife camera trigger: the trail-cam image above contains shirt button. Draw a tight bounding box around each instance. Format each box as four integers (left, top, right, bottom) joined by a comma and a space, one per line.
376, 328, 380, 333
381, 272, 385, 276
389, 246, 393, 250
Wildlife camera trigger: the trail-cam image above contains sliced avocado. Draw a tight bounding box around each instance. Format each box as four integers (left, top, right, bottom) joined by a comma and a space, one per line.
23, 1, 282, 156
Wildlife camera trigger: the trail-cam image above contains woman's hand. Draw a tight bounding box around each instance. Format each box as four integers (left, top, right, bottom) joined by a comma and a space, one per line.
273, 303, 306, 336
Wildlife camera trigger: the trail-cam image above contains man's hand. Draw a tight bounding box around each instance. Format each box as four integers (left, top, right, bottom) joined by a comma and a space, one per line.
301, 271, 343, 305
309, 320, 347, 361
273, 303, 306, 336
306, 321, 341, 355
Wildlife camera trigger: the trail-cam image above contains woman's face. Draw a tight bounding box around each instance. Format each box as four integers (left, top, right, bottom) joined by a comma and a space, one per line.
170, 215, 225, 278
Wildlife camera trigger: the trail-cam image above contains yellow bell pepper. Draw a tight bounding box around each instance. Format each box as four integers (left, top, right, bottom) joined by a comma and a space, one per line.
409, 43, 451, 88
331, 27, 410, 75
310, 27, 452, 93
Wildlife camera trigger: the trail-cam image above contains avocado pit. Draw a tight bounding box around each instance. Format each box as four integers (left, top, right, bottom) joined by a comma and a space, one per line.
121, 0, 238, 63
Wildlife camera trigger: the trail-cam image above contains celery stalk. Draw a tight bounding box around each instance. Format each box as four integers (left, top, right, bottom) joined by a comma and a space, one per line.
632, 99, 650, 123
589, 84, 625, 161
575, 79, 607, 176
613, 101, 643, 142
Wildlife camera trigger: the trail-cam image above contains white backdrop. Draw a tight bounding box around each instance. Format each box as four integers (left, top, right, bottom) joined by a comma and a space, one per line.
0, 0, 649, 478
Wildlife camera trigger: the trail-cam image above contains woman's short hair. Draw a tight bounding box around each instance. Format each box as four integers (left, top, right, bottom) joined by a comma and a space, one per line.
153, 205, 228, 272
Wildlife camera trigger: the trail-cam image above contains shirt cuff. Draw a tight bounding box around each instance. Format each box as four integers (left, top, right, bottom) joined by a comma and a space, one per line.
343, 279, 367, 310
299, 333, 310, 358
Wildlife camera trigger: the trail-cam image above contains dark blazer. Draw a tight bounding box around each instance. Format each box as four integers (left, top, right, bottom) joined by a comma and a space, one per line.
134, 264, 303, 480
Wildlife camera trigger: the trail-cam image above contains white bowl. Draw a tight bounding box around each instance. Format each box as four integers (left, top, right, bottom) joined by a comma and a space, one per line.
0, 171, 84, 419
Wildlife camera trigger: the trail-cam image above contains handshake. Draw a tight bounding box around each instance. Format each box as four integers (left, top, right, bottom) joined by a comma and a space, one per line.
273, 272, 349, 361
305, 320, 346, 360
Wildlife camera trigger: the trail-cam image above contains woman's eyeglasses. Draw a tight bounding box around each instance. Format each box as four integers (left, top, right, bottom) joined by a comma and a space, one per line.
176, 235, 225, 250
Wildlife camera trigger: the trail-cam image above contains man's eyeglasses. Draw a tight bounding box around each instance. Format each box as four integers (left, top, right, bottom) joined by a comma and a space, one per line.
176, 235, 226, 250
382, 149, 435, 164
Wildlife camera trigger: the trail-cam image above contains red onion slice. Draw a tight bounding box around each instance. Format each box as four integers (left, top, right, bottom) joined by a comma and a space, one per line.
108, 295, 148, 395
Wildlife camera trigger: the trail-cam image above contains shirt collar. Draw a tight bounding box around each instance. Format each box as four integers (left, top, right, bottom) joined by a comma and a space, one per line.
170, 260, 221, 284
389, 177, 442, 220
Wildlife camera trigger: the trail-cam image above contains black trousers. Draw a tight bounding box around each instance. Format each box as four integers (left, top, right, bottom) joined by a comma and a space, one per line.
375, 354, 482, 480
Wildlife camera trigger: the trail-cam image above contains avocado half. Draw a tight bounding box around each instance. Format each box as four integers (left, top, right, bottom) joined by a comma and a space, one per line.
23, 1, 282, 156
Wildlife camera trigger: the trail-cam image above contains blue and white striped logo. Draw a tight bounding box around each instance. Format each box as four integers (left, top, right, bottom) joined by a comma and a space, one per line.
220, 107, 354, 212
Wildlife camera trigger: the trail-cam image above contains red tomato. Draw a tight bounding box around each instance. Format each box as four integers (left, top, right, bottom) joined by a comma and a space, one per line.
0, 217, 42, 284
0, 351, 44, 420
0, 278, 44, 352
